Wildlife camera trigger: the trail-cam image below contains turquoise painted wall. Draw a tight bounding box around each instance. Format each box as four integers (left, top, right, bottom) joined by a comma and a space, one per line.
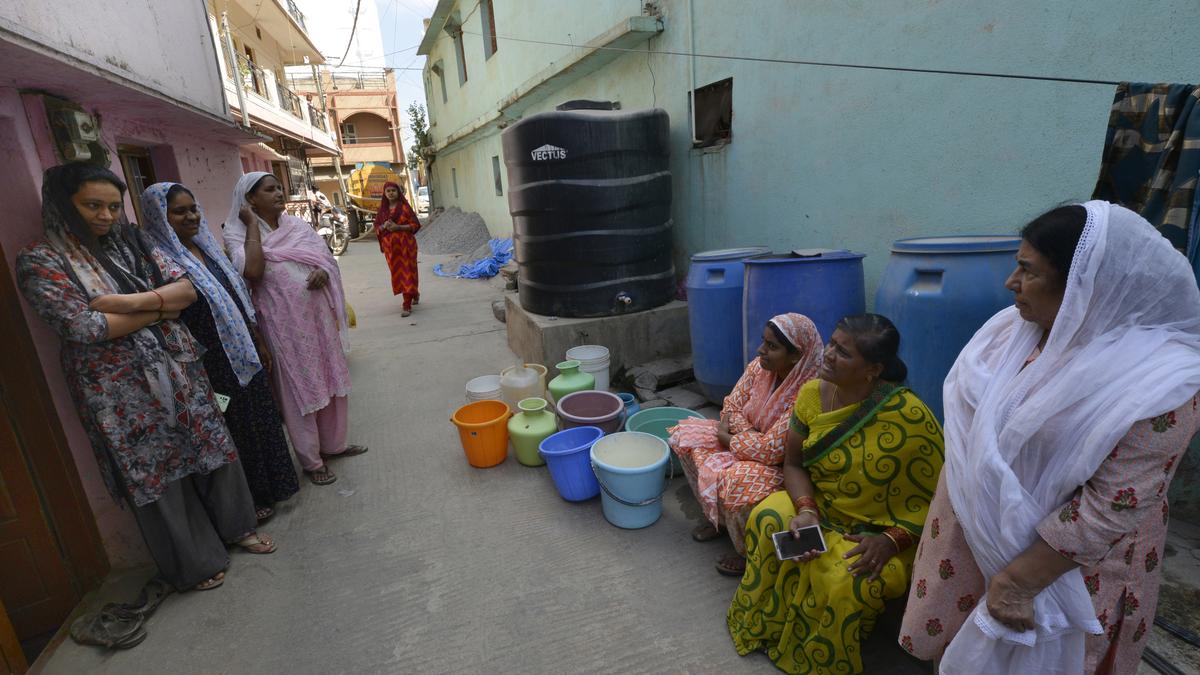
427, 0, 1200, 295
424, 0, 1200, 520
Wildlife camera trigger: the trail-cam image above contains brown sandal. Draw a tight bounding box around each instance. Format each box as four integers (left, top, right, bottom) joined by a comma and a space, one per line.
194, 572, 225, 591
692, 523, 723, 542
236, 532, 277, 555
321, 444, 369, 459
715, 553, 746, 577
306, 465, 337, 485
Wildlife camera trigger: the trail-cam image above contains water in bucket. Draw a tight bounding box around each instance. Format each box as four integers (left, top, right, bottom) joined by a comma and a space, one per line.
590, 431, 669, 529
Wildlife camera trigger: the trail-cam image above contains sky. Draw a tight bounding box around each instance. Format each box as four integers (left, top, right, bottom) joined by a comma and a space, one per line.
292, 0, 438, 154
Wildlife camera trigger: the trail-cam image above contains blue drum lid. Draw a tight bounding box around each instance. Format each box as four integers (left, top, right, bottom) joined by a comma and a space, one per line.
691, 247, 771, 262
891, 236, 1021, 254
745, 249, 866, 263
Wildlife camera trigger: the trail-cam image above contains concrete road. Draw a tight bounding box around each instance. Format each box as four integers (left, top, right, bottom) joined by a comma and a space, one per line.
36, 243, 929, 674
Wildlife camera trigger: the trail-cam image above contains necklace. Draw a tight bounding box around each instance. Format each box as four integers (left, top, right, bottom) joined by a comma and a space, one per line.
822, 380, 872, 412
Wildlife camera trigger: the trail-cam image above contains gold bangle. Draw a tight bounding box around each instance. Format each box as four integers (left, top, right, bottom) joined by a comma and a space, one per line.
880, 527, 914, 552
880, 530, 901, 550
796, 507, 820, 518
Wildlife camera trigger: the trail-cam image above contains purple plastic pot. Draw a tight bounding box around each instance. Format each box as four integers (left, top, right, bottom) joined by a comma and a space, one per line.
555, 390, 625, 435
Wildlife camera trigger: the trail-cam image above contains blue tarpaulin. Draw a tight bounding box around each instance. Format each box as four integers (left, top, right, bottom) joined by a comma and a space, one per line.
433, 238, 514, 279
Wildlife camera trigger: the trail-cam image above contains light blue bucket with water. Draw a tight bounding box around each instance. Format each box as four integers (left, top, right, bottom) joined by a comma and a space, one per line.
590, 431, 670, 529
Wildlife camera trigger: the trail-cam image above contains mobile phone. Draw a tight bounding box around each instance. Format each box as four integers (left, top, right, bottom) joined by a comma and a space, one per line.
773, 526, 827, 561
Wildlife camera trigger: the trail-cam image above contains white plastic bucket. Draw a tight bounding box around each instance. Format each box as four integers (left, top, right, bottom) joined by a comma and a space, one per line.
565, 345, 611, 392
465, 375, 503, 402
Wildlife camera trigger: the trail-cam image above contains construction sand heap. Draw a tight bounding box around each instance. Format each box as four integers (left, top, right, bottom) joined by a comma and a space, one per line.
416, 207, 491, 254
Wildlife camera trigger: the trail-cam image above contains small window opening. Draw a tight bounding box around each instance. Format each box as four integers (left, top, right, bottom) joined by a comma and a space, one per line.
689, 77, 733, 148
492, 155, 503, 196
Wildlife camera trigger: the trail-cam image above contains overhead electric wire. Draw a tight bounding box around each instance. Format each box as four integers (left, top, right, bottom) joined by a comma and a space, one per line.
460, 30, 1122, 87
336, 0, 365, 67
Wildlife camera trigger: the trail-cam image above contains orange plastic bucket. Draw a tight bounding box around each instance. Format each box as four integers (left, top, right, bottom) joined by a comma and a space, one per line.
451, 400, 512, 468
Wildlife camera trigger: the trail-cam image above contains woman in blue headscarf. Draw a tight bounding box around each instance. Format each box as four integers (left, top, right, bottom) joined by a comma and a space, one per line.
140, 182, 299, 521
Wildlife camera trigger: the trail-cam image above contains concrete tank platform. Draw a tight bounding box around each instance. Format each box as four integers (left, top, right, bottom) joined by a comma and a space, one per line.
505, 294, 690, 376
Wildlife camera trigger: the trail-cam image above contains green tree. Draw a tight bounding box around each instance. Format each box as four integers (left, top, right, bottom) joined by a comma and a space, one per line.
406, 102, 432, 174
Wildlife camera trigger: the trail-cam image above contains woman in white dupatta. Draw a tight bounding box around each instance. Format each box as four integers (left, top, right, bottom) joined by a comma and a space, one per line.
899, 201, 1200, 674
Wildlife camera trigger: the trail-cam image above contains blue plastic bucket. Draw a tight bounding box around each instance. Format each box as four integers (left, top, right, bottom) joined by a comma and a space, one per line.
590, 431, 670, 529
538, 426, 604, 501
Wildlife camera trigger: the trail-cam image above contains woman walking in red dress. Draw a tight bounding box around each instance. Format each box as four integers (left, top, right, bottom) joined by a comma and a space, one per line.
374, 182, 421, 316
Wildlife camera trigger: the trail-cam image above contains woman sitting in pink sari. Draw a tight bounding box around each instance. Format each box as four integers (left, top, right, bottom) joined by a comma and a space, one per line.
223, 172, 367, 485
670, 313, 823, 575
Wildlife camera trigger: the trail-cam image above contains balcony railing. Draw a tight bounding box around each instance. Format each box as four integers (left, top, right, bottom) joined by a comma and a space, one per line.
221, 43, 331, 140
330, 72, 388, 91
285, 0, 307, 31
276, 82, 304, 119
308, 104, 328, 132
232, 52, 266, 98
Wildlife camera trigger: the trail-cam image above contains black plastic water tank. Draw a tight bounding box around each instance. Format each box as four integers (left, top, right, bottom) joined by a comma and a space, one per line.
502, 108, 674, 318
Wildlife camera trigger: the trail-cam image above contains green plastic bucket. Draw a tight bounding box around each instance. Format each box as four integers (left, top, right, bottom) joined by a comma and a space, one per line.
624, 407, 703, 475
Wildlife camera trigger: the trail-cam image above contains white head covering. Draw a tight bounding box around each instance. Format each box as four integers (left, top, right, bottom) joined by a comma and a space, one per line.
939, 201, 1200, 673
221, 171, 272, 272
140, 182, 262, 386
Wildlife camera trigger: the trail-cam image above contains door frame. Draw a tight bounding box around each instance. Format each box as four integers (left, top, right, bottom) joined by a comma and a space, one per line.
0, 243, 109, 641
0, 594, 27, 674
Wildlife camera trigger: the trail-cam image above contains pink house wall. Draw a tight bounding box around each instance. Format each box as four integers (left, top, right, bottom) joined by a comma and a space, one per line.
0, 86, 247, 569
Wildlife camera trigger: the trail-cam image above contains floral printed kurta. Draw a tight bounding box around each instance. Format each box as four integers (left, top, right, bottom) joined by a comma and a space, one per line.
17, 241, 238, 507
900, 394, 1200, 673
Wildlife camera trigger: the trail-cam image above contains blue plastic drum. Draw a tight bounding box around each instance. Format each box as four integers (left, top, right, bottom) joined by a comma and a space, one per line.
742, 250, 866, 363
874, 236, 1021, 420
686, 247, 770, 404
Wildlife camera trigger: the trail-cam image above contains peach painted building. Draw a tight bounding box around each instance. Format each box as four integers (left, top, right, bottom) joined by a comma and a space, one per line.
290, 67, 411, 227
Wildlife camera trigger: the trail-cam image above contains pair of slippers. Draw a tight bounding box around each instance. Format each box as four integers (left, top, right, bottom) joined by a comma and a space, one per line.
69, 578, 173, 650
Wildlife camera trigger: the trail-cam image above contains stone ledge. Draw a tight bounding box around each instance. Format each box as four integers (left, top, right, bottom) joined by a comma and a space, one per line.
505, 295, 689, 383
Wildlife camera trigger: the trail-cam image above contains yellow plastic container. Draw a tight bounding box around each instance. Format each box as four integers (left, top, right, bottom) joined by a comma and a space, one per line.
451, 400, 511, 468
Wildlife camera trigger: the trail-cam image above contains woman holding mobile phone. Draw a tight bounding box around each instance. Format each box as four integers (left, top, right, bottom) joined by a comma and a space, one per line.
727, 314, 944, 675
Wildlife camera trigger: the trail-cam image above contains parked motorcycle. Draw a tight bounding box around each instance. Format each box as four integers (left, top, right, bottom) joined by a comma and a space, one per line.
316, 206, 350, 256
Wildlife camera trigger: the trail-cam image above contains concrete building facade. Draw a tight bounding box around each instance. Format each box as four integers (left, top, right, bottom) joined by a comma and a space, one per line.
206, 0, 340, 199
417, 0, 1200, 295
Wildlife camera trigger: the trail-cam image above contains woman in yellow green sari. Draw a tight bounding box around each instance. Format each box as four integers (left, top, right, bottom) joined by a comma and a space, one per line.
728, 314, 944, 674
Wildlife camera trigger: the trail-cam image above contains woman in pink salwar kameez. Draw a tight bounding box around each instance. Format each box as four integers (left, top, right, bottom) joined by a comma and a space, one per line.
223, 173, 367, 485
669, 313, 823, 576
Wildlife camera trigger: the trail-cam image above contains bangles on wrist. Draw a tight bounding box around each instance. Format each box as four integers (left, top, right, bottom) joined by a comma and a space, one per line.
151, 289, 164, 311
792, 494, 819, 516
880, 527, 914, 552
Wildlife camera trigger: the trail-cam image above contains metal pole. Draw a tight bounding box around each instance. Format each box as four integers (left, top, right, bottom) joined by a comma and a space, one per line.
221, 12, 251, 127
312, 64, 347, 201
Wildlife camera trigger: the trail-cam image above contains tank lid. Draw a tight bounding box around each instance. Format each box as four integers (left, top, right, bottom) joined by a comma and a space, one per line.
745, 249, 866, 263
691, 246, 771, 262
891, 236, 1022, 253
